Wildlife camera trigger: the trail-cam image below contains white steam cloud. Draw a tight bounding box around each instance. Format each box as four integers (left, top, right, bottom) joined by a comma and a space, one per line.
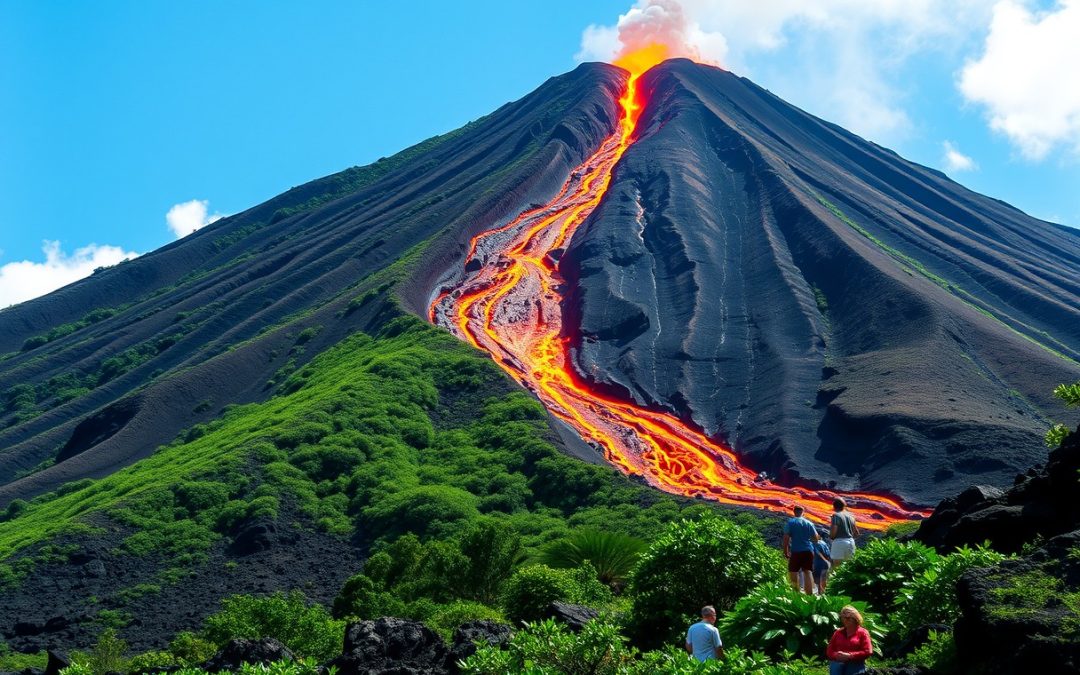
577, 1, 997, 145
959, 0, 1080, 160
578, 0, 728, 66
166, 199, 224, 239
0, 241, 140, 309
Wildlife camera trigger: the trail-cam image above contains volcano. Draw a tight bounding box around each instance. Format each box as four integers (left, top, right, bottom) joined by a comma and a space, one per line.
2, 59, 1078, 513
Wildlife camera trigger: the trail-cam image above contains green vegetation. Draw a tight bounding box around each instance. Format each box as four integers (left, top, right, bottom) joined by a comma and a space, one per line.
539, 530, 646, 588
1045, 379, 1080, 448
502, 564, 611, 623
202, 591, 343, 662
889, 544, 1006, 643
720, 584, 882, 658
830, 538, 939, 615
21, 306, 124, 352
627, 513, 786, 649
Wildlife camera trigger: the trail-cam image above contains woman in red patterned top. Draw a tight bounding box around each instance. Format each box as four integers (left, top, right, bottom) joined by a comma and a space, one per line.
826, 605, 873, 675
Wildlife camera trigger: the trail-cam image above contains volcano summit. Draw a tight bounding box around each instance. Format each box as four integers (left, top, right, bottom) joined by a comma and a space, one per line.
1, 60, 1079, 516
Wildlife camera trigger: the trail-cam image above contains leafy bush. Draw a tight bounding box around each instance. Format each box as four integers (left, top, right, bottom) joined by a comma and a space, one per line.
627, 513, 785, 649
830, 538, 939, 615
889, 544, 1007, 642
501, 564, 611, 624
720, 583, 883, 659
454, 520, 524, 604
427, 601, 506, 642
907, 630, 958, 673
540, 530, 646, 588
362, 485, 480, 540
71, 628, 128, 675
460, 618, 635, 675
202, 591, 343, 661
169, 631, 218, 665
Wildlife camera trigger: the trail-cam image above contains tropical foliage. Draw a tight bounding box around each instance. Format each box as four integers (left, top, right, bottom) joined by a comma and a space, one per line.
830, 538, 939, 615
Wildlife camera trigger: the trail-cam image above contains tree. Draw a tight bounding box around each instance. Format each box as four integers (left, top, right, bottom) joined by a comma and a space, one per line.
539, 530, 646, 589
626, 513, 785, 649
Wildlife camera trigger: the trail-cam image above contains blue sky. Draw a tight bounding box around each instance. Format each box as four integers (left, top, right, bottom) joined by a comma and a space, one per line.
2, 1, 1078, 307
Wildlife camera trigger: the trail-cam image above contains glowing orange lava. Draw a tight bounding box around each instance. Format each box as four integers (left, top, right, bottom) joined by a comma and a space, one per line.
430, 60, 930, 530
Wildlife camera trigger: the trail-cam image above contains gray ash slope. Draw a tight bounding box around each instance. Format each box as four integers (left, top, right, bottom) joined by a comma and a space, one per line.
0, 63, 625, 504
562, 59, 1080, 505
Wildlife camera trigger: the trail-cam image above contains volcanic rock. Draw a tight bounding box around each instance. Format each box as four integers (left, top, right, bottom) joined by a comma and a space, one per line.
543, 602, 599, 631
202, 638, 296, 672
43, 651, 69, 675
914, 425, 1080, 553
447, 621, 512, 671
327, 618, 449, 675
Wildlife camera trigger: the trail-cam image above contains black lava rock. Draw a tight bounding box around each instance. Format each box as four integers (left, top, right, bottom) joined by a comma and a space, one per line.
543, 602, 599, 631
202, 638, 296, 672
44, 651, 70, 675
447, 620, 512, 671
327, 617, 449, 675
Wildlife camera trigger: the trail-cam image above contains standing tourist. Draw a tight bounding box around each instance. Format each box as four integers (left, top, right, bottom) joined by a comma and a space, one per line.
782, 505, 819, 594
826, 605, 873, 674
830, 498, 860, 568
685, 605, 724, 662
813, 531, 832, 594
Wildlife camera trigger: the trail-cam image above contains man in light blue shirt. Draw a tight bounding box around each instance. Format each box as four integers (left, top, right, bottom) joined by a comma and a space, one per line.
685, 605, 723, 662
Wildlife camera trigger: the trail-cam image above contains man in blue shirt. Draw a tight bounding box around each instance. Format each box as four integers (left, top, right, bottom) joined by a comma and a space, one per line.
783, 505, 820, 594
685, 605, 723, 662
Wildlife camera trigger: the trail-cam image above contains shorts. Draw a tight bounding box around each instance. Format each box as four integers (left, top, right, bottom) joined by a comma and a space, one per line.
813, 564, 831, 583
788, 551, 814, 572
831, 538, 856, 561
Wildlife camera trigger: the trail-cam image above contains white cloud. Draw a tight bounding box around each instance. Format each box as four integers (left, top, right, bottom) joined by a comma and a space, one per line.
577, 1, 997, 145
959, 0, 1080, 160
166, 199, 223, 238
0, 241, 139, 309
942, 140, 978, 172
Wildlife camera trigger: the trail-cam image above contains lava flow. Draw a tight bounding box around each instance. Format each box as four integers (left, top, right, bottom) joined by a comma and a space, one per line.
430, 53, 930, 530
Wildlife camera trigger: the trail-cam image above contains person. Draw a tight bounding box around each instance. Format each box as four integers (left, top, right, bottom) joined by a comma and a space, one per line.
830, 498, 860, 568
813, 530, 832, 594
782, 505, 819, 593
826, 605, 873, 674
685, 605, 723, 662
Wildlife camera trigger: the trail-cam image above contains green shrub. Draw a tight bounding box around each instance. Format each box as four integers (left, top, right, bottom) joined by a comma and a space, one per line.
540, 530, 646, 588
455, 520, 524, 604
907, 630, 958, 673
169, 631, 218, 665
627, 513, 785, 649
720, 583, 884, 659
460, 618, 635, 675
127, 650, 175, 672
889, 544, 1007, 643
78, 628, 129, 675
427, 601, 506, 642
201, 591, 343, 661
501, 564, 611, 624
362, 485, 480, 540
830, 538, 939, 615
0, 647, 47, 672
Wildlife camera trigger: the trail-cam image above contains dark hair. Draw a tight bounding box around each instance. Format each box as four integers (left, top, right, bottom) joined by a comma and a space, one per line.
833, 498, 846, 512
793, 505, 804, 516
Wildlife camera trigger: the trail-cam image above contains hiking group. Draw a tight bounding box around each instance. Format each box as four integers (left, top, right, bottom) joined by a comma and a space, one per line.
684, 499, 872, 674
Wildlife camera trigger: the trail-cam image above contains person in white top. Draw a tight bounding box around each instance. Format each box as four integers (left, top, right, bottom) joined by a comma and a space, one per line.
685, 605, 724, 662
830, 498, 860, 567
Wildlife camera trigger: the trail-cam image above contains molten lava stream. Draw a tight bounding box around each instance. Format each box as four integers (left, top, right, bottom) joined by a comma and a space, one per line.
430, 68, 930, 530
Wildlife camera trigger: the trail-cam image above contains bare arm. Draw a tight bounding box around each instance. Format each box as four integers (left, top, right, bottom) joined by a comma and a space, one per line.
685, 642, 693, 656
782, 533, 791, 557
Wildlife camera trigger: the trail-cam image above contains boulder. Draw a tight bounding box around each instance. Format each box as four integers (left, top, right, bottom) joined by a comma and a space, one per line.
202, 638, 296, 672
44, 650, 70, 675
543, 602, 598, 631
229, 519, 278, 556
327, 617, 448, 675
954, 541, 1080, 674
914, 425, 1080, 553
447, 620, 512, 671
